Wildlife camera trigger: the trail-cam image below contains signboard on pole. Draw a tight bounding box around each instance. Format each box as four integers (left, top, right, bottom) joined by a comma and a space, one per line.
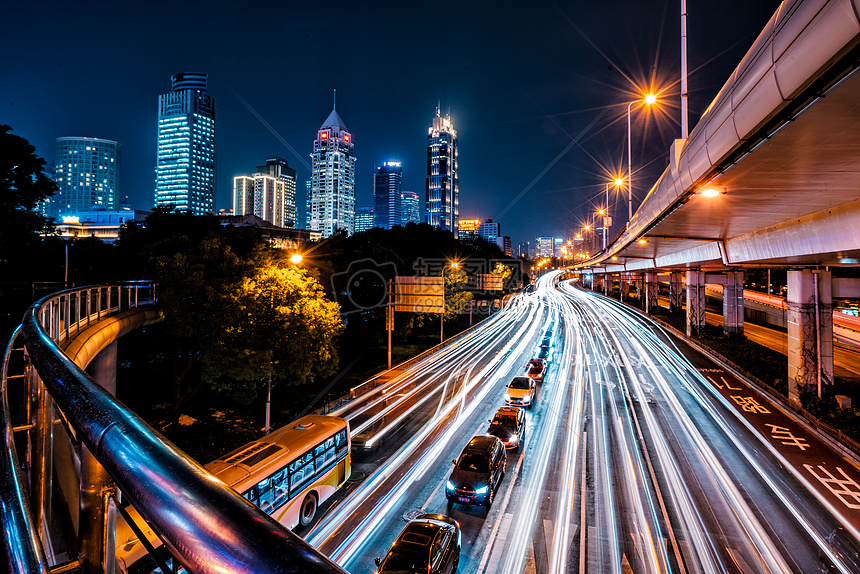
476, 274, 503, 291
395, 276, 444, 313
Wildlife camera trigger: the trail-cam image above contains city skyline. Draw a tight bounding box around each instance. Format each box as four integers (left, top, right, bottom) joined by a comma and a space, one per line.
3, 1, 781, 246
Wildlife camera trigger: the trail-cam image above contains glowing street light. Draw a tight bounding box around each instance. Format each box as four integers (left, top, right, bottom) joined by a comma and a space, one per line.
627, 93, 658, 223
290, 253, 303, 264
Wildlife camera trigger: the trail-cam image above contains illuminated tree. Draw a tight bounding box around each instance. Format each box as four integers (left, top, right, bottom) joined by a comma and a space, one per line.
444, 266, 473, 320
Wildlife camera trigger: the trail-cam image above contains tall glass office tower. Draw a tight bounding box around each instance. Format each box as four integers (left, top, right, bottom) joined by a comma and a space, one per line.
155, 72, 216, 215
425, 106, 458, 237
308, 98, 355, 237
51, 136, 120, 218
373, 161, 402, 229
400, 190, 420, 226
232, 157, 297, 228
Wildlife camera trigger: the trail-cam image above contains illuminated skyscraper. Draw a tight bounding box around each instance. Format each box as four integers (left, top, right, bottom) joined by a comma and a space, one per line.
155, 72, 216, 215
374, 161, 402, 229
50, 137, 120, 218
232, 158, 297, 228
400, 190, 420, 226
355, 207, 375, 233
425, 106, 458, 237
308, 96, 355, 237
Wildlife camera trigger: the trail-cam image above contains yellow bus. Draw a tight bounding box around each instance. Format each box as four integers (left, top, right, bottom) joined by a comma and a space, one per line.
206, 414, 351, 530
115, 414, 351, 573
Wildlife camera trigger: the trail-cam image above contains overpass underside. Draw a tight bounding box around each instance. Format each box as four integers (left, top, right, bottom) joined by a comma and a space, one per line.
575, 0, 860, 407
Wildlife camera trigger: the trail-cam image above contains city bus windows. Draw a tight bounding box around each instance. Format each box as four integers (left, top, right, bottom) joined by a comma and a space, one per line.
334, 429, 348, 455
256, 477, 273, 512
271, 468, 288, 507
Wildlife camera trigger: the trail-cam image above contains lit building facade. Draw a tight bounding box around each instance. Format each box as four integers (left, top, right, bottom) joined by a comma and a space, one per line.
400, 190, 420, 225
536, 236, 554, 258
308, 101, 355, 237
155, 72, 216, 215
479, 218, 500, 242
50, 137, 120, 218
459, 219, 481, 243
232, 158, 297, 228
374, 161, 402, 229
354, 207, 375, 233
425, 106, 458, 237
495, 236, 512, 256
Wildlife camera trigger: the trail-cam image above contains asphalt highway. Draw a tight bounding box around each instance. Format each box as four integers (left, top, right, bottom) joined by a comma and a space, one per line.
301, 272, 860, 573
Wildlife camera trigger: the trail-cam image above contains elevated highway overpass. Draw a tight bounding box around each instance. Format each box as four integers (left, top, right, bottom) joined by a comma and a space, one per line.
575, 0, 860, 406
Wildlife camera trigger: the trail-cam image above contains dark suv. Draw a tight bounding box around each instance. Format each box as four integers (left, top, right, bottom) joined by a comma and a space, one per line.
375, 514, 461, 574
486, 406, 525, 450
445, 436, 506, 507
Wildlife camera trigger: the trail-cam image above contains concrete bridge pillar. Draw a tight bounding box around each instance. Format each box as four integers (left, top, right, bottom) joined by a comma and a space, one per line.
620, 273, 631, 300
686, 270, 706, 337
669, 272, 684, 312
787, 270, 833, 408
81, 341, 118, 574
644, 272, 659, 313
723, 271, 745, 336
604, 274, 609, 295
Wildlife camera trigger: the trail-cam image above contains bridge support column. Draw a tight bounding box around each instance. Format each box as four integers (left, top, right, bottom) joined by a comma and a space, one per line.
686, 270, 706, 337
787, 270, 833, 408
620, 273, 630, 301
644, 272, 659, 314
81, 341, 118, 574
723, 271, 745, 336
669, 272, 684, 312
604, 274, 609, 295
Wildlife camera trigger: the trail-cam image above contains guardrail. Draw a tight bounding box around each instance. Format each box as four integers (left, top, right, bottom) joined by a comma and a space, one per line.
3, 283, 347, 574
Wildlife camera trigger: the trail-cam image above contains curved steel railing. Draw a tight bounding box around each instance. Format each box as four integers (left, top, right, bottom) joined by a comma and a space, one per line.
4, 283, 348, 574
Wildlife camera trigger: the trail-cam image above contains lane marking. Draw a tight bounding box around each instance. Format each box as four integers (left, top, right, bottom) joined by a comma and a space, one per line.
476, 446, 527, 573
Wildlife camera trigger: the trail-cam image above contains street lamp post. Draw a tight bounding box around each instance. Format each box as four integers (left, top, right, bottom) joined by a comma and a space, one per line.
627, 94, 657, 224
441, 262, 458, 343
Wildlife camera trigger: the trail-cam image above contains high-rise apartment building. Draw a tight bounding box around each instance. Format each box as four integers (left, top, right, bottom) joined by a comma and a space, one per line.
232, 158, 297, 228
373, 161, 402, 229
400, 190, 420, 225
425, 106, 458, 237
50, 137, 121, 218
479, 218, 500, 242
536, 236, 554, 258
459, 219, 481, 243
155, 72, 216, 215
308, 99, 355, 237
355, 207, 375, 233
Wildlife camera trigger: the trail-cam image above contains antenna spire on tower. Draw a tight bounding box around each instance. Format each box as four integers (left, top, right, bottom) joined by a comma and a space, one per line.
436, 101, 441, 117
333, 88, 337, 110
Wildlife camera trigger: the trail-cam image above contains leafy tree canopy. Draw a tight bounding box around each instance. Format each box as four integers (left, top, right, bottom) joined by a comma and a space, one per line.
0, 125, 57, 275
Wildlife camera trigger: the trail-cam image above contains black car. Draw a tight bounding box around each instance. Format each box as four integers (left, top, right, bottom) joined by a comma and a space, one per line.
446, 435, 506, 507
486, 406, 525, 450
375, 514, 461, 574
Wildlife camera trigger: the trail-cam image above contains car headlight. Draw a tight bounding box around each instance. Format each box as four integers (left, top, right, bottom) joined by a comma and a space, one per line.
446, 481, 455, 491
522, 395, 531, 403
509, 435, 519, 443
504, 393, 511, 401
475, 485, 489, 494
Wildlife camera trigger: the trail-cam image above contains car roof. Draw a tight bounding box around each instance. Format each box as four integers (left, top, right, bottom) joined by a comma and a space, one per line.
395, 521, 444, 550
463, 435, 502, 453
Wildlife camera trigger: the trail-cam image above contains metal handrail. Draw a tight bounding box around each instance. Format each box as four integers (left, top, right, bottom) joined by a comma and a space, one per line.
1, 325, 49, 574
8, 283, 347, 574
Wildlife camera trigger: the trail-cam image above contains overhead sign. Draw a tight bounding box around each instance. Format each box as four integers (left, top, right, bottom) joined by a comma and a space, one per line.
395, 276, 444, 313
477, 274, 503, 291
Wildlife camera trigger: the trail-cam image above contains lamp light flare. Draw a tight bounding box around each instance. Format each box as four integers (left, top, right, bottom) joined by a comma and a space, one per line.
290, 253, 303, 264
701, 188, 720, 198
615, 178, 624, 188
645, 93, 657, 105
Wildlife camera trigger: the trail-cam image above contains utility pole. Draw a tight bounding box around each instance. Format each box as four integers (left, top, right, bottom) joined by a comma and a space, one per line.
681, 0, 689, 138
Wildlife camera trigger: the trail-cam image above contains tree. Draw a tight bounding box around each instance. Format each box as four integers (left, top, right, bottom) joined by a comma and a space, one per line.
444, 266, 473, 320
0, 125, 57, 277
204, 263, 343, 404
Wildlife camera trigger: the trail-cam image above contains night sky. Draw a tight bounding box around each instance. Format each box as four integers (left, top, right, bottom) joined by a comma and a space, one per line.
2, 0, 781, 247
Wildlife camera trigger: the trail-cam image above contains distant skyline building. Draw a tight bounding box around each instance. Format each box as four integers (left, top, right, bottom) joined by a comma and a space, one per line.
50, 136, 121, 218
496, 236, 512, 256
479, 218, 500, 242
308, 95, 356, 237
232, 157, 297, 228
425, 105, 459, 237
355, 206, 375, 233
154, 72, 216, 215
373, 161, 402, 229
459, 219, 481, 244
536, 237, 554, 258
400, 190, 420, 226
